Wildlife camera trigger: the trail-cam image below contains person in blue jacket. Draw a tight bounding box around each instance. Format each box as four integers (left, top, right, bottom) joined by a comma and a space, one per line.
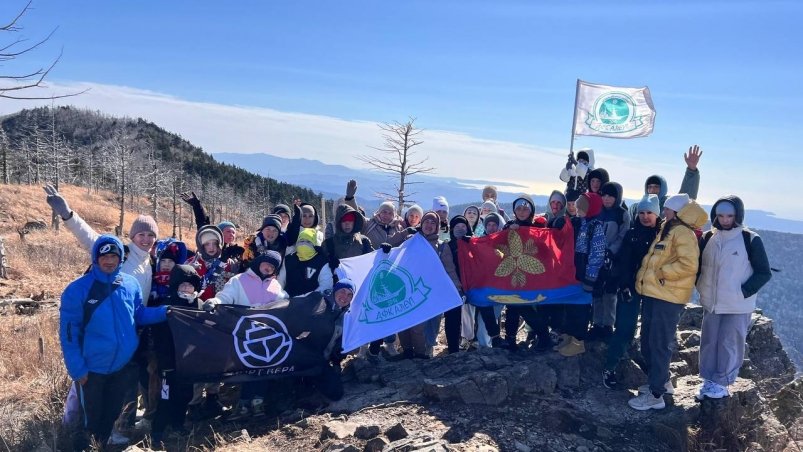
59, 234, 168, 448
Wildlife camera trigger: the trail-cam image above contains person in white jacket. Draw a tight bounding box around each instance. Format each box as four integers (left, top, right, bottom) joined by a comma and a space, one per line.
44, 184, 157, 304
559, 148, 594, 193
695, 196, 772, 400
203, 250, 288, 309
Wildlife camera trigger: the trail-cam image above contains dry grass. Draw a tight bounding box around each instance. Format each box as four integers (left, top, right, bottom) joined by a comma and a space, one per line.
0, 183, 195, 298
0, 183, 198, 450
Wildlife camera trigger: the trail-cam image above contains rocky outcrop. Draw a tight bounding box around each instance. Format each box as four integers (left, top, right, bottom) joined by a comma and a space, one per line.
130, 306, 802, 452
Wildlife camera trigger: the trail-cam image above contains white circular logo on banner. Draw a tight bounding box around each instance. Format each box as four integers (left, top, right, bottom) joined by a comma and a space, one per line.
232, 314, 293, 368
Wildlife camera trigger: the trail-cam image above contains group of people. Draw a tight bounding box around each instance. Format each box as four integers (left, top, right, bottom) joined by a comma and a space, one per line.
49, 143, 772, 449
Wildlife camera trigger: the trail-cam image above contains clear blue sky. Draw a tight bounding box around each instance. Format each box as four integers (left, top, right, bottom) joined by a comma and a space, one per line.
3, 1, 802, 216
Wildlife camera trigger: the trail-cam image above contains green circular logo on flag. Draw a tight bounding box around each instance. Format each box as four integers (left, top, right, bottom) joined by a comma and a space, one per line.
585, 91, 647, 134
360, 260, 431, 324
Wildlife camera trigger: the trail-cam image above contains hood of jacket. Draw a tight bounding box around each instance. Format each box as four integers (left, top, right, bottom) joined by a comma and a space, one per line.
587, 168, 610, 189
644, 174, 669, 200
545, 190, 567, 221
511, 194, 536, 225
334, 203, 365, 236
299, 202, 320, 228
710, 195, 745, 229
167, 264, 202, 299
677, 200, 709, 229
196, 224, 223, 261
576, 147, 595, 168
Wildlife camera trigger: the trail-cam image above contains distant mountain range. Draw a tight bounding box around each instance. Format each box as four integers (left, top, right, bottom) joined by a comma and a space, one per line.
213, 152, 803, 234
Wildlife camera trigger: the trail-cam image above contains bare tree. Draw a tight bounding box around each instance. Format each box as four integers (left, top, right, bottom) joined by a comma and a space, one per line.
1, 1, 86, 100
358, 118, 434, 214
0, 127, 10, 184
106, 129, 136, 235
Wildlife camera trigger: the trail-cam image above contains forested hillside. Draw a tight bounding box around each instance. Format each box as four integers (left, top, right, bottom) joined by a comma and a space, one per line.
753, 229, 802, 371
0, 106, 322, 233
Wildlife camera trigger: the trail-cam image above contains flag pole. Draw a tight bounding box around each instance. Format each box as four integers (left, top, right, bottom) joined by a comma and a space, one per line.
568, 78, 581, 159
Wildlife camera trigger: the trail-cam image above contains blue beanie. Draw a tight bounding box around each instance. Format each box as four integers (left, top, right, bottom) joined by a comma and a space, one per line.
637, 194, 660, 215
218, 221, 236, 231
333, 278, 356, 294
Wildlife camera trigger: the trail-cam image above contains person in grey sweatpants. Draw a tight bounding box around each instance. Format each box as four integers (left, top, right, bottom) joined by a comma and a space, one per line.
695, 196, 772, 400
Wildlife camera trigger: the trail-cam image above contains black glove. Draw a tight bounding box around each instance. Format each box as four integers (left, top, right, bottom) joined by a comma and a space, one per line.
380, 243, 392, 254
43, 184, 72, 219
345, 180, 357, 199
565, 160, 574, 171
405, 227, 417, 235
180, 191, 201, 207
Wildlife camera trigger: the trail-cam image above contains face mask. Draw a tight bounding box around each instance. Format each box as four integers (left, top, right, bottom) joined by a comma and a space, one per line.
296, 243, 317, 261
178, 291, 197, 302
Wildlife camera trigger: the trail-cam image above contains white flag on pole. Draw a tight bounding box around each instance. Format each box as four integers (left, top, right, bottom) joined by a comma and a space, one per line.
336, 234, 462, 353
573, 80, 656, 138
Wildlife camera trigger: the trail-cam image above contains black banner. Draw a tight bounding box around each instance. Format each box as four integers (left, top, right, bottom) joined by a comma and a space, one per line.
167, 293, 337, 383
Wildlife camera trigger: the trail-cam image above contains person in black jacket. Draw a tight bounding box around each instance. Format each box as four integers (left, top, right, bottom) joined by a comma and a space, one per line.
149, 264, 202, 445
602, 194, 662, 389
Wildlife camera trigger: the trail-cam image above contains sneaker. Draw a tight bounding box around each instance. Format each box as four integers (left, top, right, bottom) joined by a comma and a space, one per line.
638, 380, 675, 396
696, 381, 730, 400
107, 429, 130, 446
251, 397, 266, 417
134, 417, 152, 432
558, 337, 585, 357
459, 338, 471, 351
602, 370, 618, 389
628, 392, 666, 411
227, 400, 252, 421
552, 333, 570, 351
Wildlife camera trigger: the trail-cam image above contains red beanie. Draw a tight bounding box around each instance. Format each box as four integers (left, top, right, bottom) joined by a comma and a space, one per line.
341, 212, 357, 223
582, 192, 603, 218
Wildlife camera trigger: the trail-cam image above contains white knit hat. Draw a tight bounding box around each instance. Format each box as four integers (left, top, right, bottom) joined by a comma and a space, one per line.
664, 193, 690, 213
432, 196, 449, 214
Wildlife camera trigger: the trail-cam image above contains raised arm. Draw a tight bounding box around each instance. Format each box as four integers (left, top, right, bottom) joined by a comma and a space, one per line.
180, 191, 210, 229
44, 184, 98, 252
680, 145, 702, 199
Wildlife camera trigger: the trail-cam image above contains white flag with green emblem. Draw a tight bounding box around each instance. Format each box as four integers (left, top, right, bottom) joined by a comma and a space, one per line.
574, 80, 656, 138
336, 234, 462, 353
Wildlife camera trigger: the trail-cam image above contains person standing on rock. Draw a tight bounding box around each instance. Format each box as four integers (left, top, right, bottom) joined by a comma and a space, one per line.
695, 196, 772, 400
629, 194, 708, 411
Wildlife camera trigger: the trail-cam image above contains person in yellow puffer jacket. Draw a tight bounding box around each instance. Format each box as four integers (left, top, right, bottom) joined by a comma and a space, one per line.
628, 194, 708, 412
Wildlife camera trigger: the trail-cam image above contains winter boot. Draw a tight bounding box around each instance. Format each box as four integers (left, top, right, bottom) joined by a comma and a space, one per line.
558, 336, 585, 357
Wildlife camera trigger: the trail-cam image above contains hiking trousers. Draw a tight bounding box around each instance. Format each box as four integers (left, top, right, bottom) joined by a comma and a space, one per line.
640, 296, 684, 397
699, 311, 752, 387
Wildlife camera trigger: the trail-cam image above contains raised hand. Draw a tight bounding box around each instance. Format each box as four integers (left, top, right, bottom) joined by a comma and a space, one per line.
180, 191, 200, 206
346, 180, 357, 198
43, 184, 72, 219
684, 145, 703, 171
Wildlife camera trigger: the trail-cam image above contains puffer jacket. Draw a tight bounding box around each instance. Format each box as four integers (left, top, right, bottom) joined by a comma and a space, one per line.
635, 200, 708, 304
59, 235, 167, 380
363, 213, 406, 249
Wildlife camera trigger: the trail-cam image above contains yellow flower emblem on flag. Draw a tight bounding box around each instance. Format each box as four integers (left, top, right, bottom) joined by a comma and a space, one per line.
494, 230, 545, 287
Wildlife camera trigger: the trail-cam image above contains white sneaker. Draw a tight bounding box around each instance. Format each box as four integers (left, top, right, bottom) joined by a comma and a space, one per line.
134, 417, 151, 432
697, 381, 730, 400
628, 392, 666, 411
695, 379, 715, 401
638, 380, 674, 395
107, 429, 130, 445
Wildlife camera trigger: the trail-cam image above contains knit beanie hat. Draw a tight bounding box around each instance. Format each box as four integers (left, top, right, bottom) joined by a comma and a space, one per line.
341, 211, 357, 223
664, 193, 690, 213
377, 201, 396, 217
217, 221, 236, 232
432, 196, 449, 214
715, 201, 736, 216
129, 215, 159, 240
297, 227, 319, 246
404, 204, 423, 221
250, 250, 282, 278
482, 185, 498, 201
481, 200, 497, 214
333, 278, 356, 294
646, 175, 663, 187
637, 194, 661, 214
272, 204, 291, 217
159, 242, 180, 262
259, 214, 282, 232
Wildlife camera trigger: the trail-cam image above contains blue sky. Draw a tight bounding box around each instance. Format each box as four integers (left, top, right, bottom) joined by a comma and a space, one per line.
2, 1, 802, 218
